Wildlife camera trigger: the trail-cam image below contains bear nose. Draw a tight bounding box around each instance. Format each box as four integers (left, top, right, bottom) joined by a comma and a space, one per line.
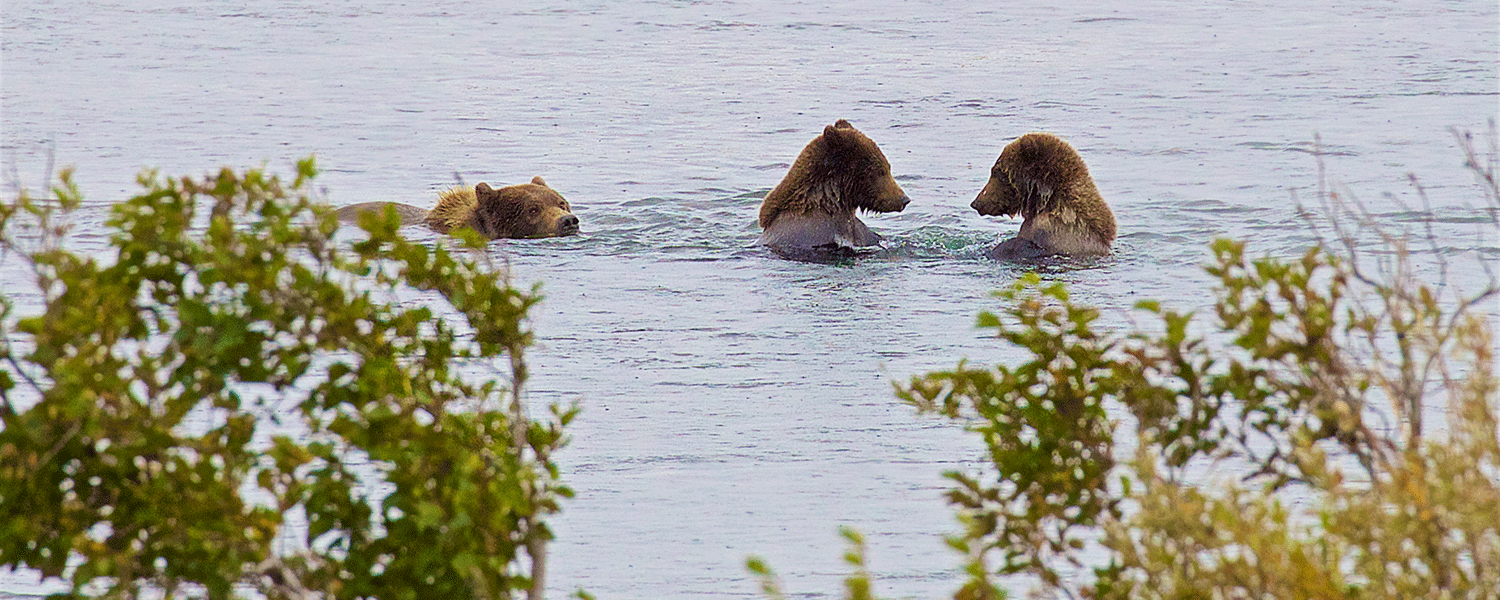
558, 213, 580, 234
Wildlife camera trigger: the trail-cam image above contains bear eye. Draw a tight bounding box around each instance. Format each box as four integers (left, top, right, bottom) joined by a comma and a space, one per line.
529, 206, 540, 215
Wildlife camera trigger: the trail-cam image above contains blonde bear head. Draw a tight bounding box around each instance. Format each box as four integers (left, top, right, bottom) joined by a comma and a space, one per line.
426, 176, 579, 239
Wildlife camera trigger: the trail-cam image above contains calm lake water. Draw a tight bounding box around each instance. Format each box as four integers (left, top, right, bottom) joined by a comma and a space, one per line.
2, 0, 1497, 597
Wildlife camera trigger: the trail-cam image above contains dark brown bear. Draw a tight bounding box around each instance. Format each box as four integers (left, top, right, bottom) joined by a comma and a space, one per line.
335, 176, 579, 239
971, 133, 1115, 259
757, 120, 910, 250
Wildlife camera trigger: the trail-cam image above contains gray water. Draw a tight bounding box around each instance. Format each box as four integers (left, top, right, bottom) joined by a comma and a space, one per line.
2, 0, 1497, 597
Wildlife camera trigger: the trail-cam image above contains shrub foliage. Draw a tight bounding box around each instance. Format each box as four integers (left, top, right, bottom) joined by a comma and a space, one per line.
900, 239, 1497, 599
0, 161, 573, 599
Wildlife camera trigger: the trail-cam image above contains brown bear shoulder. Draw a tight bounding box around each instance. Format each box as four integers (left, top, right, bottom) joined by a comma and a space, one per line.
423, 186, 480, 233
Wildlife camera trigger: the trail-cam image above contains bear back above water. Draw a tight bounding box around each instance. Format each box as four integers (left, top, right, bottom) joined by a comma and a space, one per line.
757, 120, 910, 250
972, 132, 1115, 259
335, 176, 579, 240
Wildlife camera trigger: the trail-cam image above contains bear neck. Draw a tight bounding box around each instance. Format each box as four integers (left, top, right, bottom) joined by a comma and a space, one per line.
761, 176, 858, 228
803, 179, 856, 216
472, 204, 526, 239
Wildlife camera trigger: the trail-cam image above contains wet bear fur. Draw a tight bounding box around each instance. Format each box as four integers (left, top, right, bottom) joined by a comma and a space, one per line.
757, 119, 910, 250
336, 176, 579, 239
971, 133, 1115, 259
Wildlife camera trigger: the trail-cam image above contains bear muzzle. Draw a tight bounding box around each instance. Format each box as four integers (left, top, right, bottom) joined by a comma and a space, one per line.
557, 213, 580, 235
971, 196, 996, 216
971, 181, 1008, 216
873, 193, 911, 213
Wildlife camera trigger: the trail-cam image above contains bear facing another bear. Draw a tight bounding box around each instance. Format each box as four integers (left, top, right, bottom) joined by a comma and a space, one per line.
756, 119, 911, 251
971, 132, 1116, 259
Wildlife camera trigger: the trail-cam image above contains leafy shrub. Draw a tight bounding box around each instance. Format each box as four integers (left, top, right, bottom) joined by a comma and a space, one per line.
901, 238, 1497, 599
0, 161, 573, 599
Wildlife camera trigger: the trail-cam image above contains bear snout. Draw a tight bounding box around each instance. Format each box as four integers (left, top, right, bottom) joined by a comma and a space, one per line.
873, 192, 910, 213
972, 182, 1005, 216
971, 196, 992, 215
557, 213, 580, 235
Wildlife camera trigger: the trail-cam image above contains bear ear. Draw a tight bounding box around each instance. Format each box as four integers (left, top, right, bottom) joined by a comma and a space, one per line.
475, 182, 495, 196
823, 119, 857, 143
530, 175, 549, 187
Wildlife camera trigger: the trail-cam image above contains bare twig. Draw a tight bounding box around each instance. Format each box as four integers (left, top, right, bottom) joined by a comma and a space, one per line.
1299, 125, 1500, 465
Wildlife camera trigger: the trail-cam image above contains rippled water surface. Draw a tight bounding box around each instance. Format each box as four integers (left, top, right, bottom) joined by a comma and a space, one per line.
3, 0, 1497, 597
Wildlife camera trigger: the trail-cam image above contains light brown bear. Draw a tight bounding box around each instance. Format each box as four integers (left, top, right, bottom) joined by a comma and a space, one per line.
335, 177, 579, 239
971, 133, 1115, 259
758, 120, 910, 250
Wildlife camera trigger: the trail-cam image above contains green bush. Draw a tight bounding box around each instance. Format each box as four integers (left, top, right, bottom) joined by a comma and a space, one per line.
0, 160, 574, 599
899, 239, 1497, 599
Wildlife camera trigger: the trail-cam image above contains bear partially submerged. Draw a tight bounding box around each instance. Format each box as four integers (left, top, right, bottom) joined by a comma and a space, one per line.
971, 133, 1115, 259
336, 176, 579, 239
758, 120, 910, 251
